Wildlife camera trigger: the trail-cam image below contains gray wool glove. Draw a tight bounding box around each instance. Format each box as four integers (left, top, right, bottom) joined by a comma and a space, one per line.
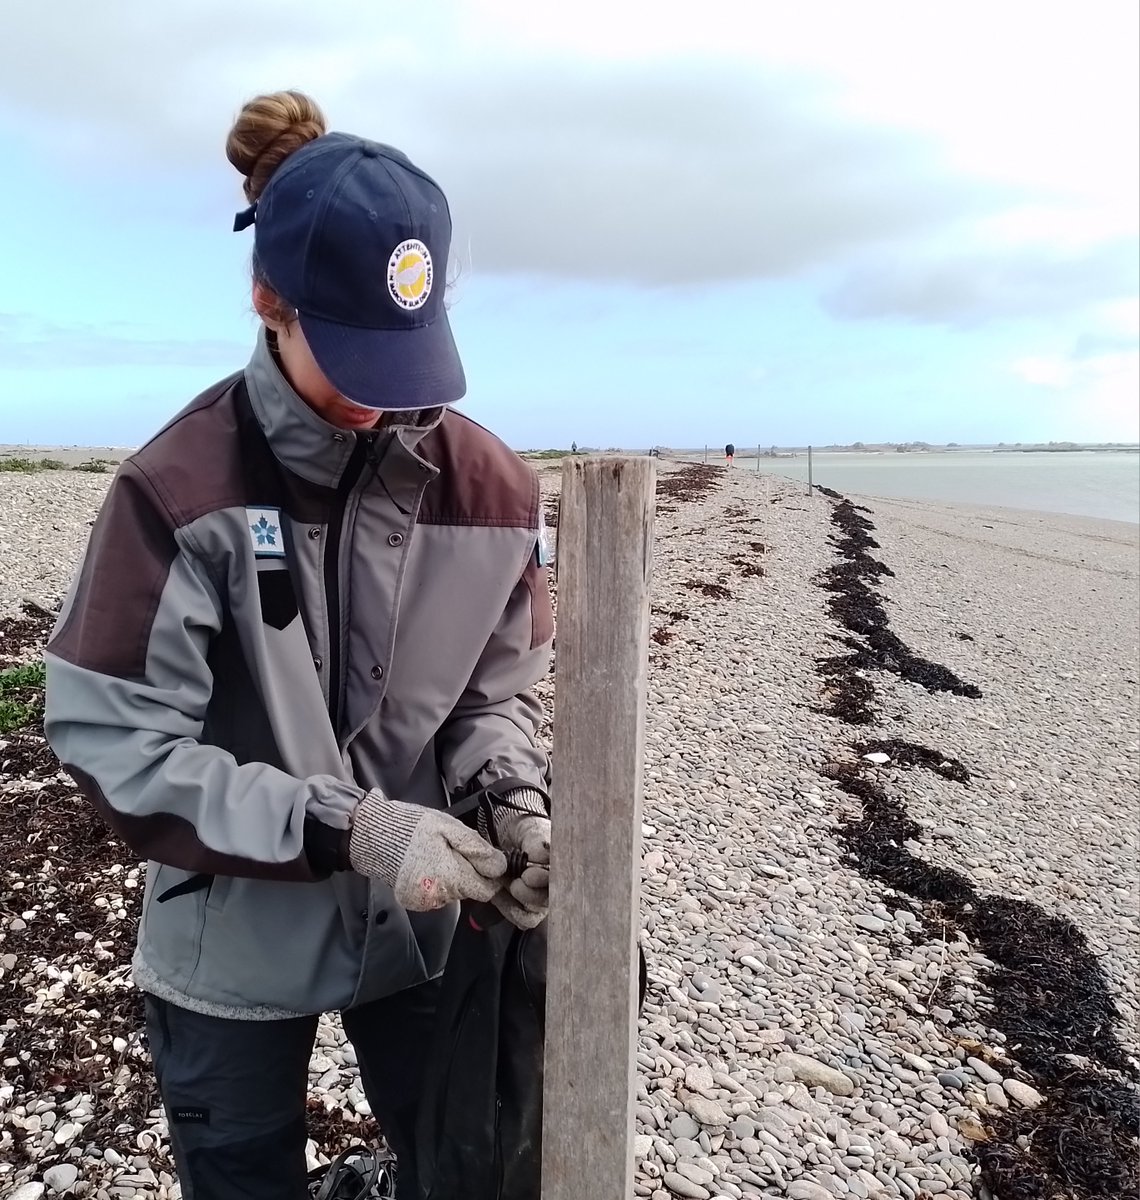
349, 790, 508, 911
487, 788, 551, 930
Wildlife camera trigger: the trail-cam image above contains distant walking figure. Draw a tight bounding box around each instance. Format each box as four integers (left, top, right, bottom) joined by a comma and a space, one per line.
725, 442, 735, 466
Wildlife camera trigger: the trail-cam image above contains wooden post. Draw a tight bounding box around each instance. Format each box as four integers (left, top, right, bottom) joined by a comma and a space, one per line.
756, 444, 761, 472
543, 455, 655, 1200
703, 444, 708, 463
807, 444, 814, 496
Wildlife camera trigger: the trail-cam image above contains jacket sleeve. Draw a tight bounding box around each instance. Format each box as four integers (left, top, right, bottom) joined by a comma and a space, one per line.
43, 461, 364, 881
436, 551, 554, 796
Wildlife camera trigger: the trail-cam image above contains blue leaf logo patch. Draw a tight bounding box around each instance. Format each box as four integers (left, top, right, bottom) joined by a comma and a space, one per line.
251, 515, 278, 546
245, 507, 287, 557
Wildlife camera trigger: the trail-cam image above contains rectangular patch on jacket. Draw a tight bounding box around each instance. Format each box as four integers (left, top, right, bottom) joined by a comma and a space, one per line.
245, 506, 286, 558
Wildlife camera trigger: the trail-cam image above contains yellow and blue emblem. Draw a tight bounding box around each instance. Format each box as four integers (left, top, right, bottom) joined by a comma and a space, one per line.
387, 239, 433, 311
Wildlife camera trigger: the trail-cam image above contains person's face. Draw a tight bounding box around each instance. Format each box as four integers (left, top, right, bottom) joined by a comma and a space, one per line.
253, 283, 384, 431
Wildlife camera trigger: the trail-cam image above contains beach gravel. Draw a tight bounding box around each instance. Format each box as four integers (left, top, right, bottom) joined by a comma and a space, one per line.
1, 457, 1137, 1198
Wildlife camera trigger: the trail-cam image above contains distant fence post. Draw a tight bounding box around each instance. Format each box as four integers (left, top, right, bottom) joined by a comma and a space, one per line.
703, 444, 707, 463
756, 444, 761, 472
807, 444, 813, 495
542, 455, 655, 1200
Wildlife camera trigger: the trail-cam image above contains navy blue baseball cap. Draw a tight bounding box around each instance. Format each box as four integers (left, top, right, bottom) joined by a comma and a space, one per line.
236, 132, 465, 410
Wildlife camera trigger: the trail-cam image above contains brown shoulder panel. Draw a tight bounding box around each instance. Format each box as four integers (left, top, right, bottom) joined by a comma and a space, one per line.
49, 376, 332, 680
130, 375, 246, 524
416, 411, 540, 527
131, 375, 332, 528
47, 461, 179, 679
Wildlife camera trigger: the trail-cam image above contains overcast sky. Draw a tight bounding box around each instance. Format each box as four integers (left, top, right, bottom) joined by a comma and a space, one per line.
1, 0, 1137, 448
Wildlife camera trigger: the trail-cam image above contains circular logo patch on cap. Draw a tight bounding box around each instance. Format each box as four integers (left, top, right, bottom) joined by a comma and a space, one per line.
387, 239, 433, 310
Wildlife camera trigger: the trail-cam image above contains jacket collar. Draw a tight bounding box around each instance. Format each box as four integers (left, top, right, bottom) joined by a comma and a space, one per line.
243, 329, 443, 489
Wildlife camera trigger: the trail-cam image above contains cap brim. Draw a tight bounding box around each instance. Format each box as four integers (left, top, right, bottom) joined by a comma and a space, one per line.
299, 311, 466, 411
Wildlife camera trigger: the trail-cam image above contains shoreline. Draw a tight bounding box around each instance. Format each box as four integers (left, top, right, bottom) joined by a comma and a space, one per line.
684, 451, 1140, 527
4, 444, 1138, 527
4, 444, 1137, 528
817, 491, 1140, 535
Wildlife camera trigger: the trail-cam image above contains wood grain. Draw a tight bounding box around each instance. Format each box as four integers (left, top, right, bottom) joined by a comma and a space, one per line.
542, 455, 656, 1200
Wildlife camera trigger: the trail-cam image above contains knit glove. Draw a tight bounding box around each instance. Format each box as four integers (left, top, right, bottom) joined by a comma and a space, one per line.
485, 787, 551, 930
349, 790, 508, 911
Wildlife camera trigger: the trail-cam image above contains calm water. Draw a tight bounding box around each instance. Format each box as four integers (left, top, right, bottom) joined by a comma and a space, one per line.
726, 451, 1139, 524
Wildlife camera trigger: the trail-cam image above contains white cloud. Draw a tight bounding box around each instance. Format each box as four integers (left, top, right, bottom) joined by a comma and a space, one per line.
1013, 356, 1075, 388
0, 0, 1134, 314
826, 236, 1138, 324
460, 1, 1138, 204
1012, 346, 1140, 441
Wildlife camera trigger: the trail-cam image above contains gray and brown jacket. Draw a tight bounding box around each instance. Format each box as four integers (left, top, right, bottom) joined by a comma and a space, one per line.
43, 332, 554, 1016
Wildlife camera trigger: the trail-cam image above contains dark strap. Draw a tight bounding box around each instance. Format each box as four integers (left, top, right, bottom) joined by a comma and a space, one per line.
156, 873, 214, 904
307, 1144, 392, 1200
448, 775, 551, 847
448, 775, 551, 880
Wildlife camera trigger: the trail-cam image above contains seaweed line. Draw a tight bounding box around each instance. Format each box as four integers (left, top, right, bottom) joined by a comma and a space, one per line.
813, 495, 1140, 1200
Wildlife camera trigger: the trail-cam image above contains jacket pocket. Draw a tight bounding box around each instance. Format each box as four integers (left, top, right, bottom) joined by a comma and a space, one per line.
156, 871, 214, 904
143, 866, 212, 992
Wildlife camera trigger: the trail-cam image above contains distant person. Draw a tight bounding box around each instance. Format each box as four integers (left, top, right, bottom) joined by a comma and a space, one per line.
42, 90, 553, 1198
725, 442, 735, 466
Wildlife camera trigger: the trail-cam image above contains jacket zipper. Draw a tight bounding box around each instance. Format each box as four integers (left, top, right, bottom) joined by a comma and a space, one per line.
323, 434, 374, 734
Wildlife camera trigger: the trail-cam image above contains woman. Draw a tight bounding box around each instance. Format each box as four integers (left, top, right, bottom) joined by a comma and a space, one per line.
44, 91, 554, 1199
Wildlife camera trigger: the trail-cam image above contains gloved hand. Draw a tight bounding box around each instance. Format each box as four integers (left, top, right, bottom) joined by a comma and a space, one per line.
349, 790, 508, 911
489, 789, 551, 930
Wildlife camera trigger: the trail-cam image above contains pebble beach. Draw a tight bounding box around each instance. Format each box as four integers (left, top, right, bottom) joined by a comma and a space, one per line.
1, 459, 1137, 1199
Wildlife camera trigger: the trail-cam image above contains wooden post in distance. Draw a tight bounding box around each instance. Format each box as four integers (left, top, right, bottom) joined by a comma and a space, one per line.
542, 455, 656, 1200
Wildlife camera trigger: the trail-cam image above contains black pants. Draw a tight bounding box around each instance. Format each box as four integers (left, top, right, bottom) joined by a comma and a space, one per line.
144, 979, 440, 1200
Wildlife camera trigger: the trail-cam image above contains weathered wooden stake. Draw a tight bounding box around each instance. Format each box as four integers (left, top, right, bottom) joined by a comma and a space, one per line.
756, 444, 761, 472
543, 455, 655, 1200
807, 444, 814, 496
